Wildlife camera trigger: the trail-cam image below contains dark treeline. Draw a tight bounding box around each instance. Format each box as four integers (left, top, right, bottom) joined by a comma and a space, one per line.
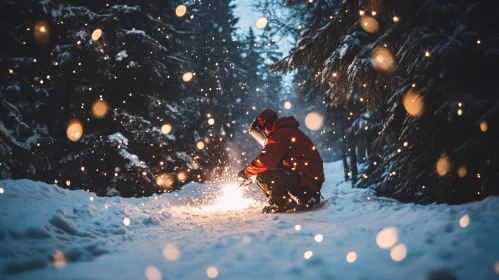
0, 0, 282, 197
2, 0, 498, 204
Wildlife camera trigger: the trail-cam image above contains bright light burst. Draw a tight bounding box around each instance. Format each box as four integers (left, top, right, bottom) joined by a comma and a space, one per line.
204, 183, 257, 211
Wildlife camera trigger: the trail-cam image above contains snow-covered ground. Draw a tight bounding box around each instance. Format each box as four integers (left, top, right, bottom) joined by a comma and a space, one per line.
1, 161, 499, 280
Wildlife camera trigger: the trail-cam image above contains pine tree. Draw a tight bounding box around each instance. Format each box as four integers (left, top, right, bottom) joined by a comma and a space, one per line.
0, 0, 251, 196
270, 0, 499, 203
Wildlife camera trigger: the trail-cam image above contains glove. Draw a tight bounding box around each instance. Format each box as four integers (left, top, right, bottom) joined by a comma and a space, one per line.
237, 169, 252, 187
248, 118, 259, 133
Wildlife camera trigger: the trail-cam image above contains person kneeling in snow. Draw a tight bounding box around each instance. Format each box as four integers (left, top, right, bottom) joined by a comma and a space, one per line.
237, 109, 325, 213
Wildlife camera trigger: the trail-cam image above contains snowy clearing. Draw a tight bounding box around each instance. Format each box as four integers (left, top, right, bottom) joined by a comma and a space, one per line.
1, 161, 499, 279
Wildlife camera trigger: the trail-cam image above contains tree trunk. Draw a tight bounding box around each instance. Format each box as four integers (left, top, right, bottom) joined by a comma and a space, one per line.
357, 137, 366, 163
349, 138, 358, 188
342, 138, 350, 181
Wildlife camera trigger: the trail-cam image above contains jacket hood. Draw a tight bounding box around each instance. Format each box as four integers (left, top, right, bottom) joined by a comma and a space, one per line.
266, 116, 299, 135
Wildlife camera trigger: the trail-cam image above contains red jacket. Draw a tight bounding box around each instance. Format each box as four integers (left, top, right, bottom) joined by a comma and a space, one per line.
244, 116, 325, 191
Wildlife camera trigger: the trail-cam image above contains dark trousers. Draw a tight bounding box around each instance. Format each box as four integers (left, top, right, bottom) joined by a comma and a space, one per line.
256, 167, 320, 211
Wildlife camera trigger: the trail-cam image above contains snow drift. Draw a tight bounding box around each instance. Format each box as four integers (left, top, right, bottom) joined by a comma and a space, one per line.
1, 161, 499, 279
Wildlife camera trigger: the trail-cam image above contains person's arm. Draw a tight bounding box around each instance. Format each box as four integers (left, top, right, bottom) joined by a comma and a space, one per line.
244, 130, 289, 177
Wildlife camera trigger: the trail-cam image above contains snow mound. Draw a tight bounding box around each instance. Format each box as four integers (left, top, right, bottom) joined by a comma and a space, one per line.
1, 162, 499, 279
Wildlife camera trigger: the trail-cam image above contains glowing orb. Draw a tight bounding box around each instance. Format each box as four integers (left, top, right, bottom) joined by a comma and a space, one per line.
67, 118, 83, 141
457, 165, 467, 178
390, 244, 407, 261
176, 5, 187, 17
145, 266, 162, 280
403, 90, 424, 117
206, 266, 218, 278
371, 46, 396, 72
66, 180, 71, 186
89, 196, 94, 201
284, 101, 292, 109
360, 16, 379, 33
53, 250, 67, 269
0, 188, 4, 194
197, 141, 205, 150
304, 251, 313, 259
204, 183, 257, 211
295, 224, 301, 231
157, 174, 174, 187
123, 217, 131, 226
460, 214, 470, 228
346, 251, 357, 263
436, 157, 451, 176
393, 16, 400, 22
305, 112, 324, 131
376, 227, 398, 249
480, 121, 488, 132
177, 172, 187, 181
314, 234, 323, 243
92, 100, 108, 118
255, 17, 268, 29
161, 124, 172, 134
208, 118, 215, 125
92, 29, 102, 41
163, 244, 180, 261
34, 20, 50, 44
182, 72, 193, 82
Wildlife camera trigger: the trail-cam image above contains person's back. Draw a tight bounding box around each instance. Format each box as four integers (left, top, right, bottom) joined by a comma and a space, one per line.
237, 109, 325, 213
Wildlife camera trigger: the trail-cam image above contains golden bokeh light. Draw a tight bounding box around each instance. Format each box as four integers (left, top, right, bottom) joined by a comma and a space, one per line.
480, 120, 488, 132
304, 250, 313, 259
390, 244, 407, 261
393, 16, 400, 22
457, 165, 467, 178
156, 174, 175, 188
34, 20, 50, 44
376, 227, 398, 249
53, 250, 67, 269
161, 124, 172, 134
176, 5, 187, 17
163, 244, 180, 261
346, 251, 357, 263
459, 214, 470, 228
123, 217, 131, 226
182, 72, 193, 82
0, 188, 4, 194
255, 17, 268, 29
206, 266, 219, 278
305, 112, 324, 131
403, 90, 424, 117
360, 16, 379, 33
92, 99, 109, 118
66, 118, 83, 141
145, 266, 162, 280
197, 141, 205, 150
92, 29, 102, 41
371, 46, 396, 72
436, 156, 451, 176
284, 101, 292, 109
177, 172, 187, 181
208, 118, 215, 125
